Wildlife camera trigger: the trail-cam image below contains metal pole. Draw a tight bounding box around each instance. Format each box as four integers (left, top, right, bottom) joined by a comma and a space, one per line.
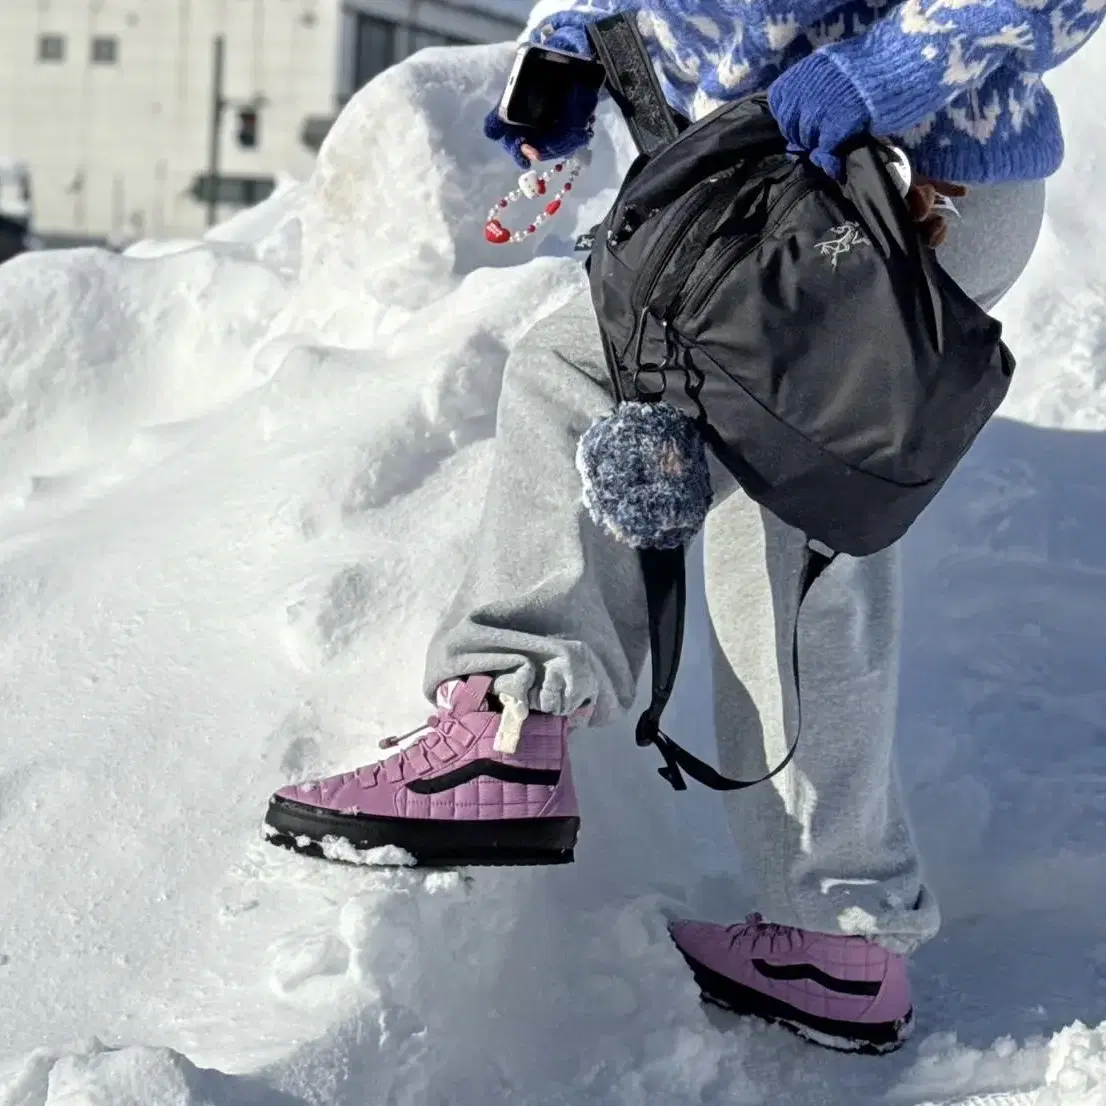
206, 35, 226, 228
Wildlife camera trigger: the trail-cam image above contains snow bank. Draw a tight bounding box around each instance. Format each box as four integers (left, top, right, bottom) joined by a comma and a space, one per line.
0, 33, 1104, 1106
0, 1039, 283, 1106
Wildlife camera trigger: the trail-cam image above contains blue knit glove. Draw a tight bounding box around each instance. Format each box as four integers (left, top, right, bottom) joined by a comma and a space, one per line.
768, 52, 872, 181
483, 88, 598, 170
485, 16, 600, 169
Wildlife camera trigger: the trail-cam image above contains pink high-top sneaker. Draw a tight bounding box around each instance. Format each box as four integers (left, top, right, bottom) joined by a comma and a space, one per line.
264, 676, 580, 866
670, 914, 914, 1053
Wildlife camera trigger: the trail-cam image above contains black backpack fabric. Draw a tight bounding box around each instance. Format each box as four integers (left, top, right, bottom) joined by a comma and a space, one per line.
580, 14, 1015, 793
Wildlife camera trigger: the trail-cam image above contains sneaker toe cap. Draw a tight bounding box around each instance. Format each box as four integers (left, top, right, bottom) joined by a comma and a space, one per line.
273, 768, 388, 815
274, 777, 352, 810
669, 918, 727, 960
274, 781, 322, 805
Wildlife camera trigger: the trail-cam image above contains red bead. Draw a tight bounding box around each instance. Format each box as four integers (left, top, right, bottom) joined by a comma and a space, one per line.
499, 198, 508, 208
527, 224, 536, 234
555, 163, 564, 172
536, 178, 547, 195
544, 199, 561, 216
484, 218, 511, 244
563, 182, 573, 192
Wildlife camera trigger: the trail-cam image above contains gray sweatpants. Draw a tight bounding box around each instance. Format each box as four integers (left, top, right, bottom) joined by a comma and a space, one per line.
426, 180, 1046, 952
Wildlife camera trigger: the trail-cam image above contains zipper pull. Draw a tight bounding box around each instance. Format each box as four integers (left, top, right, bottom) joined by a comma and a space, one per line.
661, 314, 678, 365
607, 205, 642, 248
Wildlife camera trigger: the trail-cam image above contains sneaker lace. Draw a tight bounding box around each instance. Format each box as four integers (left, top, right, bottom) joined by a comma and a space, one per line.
725, 913, 801, 953
374, 692, 529, 755
377, 709, 452, 751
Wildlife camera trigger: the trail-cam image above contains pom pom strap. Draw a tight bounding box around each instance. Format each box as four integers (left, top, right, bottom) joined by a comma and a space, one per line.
576, 368, 838, 793
636, 546, 689, 791
633, 531, 839, 795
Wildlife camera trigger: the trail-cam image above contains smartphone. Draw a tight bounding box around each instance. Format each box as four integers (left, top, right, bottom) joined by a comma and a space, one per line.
497, 43, 606, 132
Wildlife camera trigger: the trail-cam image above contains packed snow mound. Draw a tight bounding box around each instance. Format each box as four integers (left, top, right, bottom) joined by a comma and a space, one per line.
0, 34, 1105, 1106
1, 1040, 282, 1106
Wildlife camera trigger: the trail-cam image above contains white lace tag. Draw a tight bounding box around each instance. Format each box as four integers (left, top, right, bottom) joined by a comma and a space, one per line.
494, 695, 529, 755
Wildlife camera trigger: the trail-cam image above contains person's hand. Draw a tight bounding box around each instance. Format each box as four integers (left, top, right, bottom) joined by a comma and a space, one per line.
484, 17, 600, 171
767, 53, 870, 181
483, 77, 599, 170
906, 176, 968, 248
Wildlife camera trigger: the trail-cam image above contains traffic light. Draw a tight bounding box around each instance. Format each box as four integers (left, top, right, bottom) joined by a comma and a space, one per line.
237, 107, 259, 149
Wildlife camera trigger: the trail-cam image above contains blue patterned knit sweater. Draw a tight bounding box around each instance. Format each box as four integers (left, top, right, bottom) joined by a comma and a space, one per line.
526, 0, 1103, 182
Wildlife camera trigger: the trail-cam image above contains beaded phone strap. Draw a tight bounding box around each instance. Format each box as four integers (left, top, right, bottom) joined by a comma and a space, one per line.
484, 146, 592, 245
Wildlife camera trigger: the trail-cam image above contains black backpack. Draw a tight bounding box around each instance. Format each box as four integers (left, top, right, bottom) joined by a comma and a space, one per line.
581, 14, 1015, 792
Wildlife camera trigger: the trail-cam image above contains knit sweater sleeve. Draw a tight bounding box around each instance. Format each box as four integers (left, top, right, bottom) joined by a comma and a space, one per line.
523, 1, 636, 56
816, 0, 1105, 136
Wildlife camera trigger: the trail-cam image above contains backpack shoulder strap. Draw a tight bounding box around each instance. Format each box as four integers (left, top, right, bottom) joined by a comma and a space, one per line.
586, 13, 681, 159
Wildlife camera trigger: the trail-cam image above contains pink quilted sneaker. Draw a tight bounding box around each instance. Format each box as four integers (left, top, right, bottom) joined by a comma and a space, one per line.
670, 914, 913, 1054
264, 675, 579, 866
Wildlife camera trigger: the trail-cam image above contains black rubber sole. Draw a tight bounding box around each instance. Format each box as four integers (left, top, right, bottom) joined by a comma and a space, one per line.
264, 795, 579, 867
674, 944, 912, 1055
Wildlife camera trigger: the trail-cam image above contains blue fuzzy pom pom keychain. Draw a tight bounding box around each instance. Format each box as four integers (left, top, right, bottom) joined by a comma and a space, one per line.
576, 401, 713, 550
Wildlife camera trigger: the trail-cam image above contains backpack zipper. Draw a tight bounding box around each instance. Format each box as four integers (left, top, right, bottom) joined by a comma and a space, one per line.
675, 178, 816, 321
627, 167, 742, 320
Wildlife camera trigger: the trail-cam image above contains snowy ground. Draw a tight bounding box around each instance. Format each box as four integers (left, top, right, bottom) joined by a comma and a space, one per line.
1, 36, 1105, 1106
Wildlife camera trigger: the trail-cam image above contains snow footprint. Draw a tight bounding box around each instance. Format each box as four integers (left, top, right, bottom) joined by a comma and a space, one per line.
268, 926, 350, 1002
0, 761, 39, 832
260, 700, 324, 779
281, 563, 387, 670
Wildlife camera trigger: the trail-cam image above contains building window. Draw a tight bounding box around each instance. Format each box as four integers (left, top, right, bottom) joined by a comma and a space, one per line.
37, 34, 66, 62
346, 13, 477, 95
189, 173, 276, 208
91, 36, 119, 65
353, 14, 397, 88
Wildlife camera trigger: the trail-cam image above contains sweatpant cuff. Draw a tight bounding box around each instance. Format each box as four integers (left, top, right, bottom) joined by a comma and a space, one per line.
491, 670, 597, 725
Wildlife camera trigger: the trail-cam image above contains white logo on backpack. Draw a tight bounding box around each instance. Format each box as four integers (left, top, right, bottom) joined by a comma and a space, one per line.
816, 222, 871, 268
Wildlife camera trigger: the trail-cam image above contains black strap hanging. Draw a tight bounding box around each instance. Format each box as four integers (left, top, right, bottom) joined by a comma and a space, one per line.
634, 543, 835, 793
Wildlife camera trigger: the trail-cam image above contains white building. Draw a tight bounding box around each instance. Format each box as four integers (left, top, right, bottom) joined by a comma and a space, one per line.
0, 0, 528, 242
